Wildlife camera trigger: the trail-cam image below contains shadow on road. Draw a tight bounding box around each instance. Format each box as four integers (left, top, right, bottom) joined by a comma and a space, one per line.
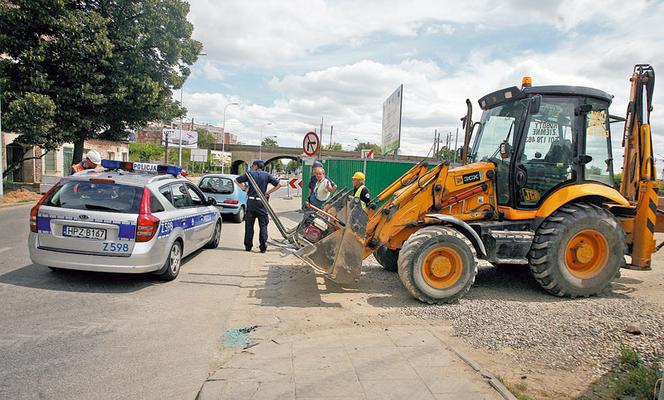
0, 264, 159, 293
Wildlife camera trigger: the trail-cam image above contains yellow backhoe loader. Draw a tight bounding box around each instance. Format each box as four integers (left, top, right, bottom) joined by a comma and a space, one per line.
251, 64, 660, 304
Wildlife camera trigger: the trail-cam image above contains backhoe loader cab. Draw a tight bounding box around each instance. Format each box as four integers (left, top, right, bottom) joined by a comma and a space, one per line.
286, 65, 658, 304
470, 85, 616, 209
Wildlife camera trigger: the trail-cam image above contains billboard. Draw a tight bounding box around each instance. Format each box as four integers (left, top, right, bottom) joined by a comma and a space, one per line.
381, 84, 403, 155
210, 150, 231, 166
190, 148, 208, 162
162, 128, 198, 148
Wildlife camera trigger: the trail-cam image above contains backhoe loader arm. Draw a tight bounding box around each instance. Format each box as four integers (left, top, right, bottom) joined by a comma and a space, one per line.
619, 64, 658, 269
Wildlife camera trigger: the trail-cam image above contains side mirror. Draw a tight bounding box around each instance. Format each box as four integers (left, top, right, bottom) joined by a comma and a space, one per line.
576, 154, 593, 165
456, 147, 464, 161
207, 197, 217, 206
528, 95, 542, 114
500, 141, 511, 159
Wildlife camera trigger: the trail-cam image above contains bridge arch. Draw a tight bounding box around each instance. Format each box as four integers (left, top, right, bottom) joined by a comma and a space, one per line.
264, 155, 301, 174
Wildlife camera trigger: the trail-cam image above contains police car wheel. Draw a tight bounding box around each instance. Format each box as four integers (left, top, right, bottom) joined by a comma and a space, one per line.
159, 241, 182, 281
233, 206, 245, 223
205, 221, 222, 249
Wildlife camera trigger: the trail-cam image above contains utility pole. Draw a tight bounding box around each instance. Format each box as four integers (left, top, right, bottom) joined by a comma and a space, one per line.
329, 125, 333, 148
454, 127, 459, 163
434, 129, 439, 160
0, 83, 3, 198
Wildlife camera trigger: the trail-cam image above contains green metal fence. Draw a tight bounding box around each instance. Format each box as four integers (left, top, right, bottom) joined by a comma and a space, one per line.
301, 158, 422, 207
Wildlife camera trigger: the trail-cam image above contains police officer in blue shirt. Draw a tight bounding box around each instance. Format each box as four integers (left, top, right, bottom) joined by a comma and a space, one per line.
235, 160, 282, 252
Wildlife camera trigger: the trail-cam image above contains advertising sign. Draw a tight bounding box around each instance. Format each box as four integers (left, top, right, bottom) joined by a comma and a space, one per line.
381, 84, 403, 155
162, 128, 198, 148
210, 150, 231, 166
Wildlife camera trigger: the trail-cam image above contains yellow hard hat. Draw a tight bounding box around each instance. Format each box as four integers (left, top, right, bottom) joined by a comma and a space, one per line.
352, 171, 365, 181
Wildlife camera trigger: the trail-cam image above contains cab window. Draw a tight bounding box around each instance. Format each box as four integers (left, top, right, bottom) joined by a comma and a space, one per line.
150, 192, 165, 213
584, 101, 613, 185
518, 98, 576, 207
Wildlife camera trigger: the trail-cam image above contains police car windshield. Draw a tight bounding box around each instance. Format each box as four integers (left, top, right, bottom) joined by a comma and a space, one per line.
199, 176, 234, 194
45, 181, 143, 214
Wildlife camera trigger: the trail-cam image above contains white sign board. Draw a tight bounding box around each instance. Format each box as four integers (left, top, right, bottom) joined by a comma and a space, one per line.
133, 162, 159, 173
162, 128, 198, 148
381, 84, 403, 155
210, 150, 231, 166
190, 148, 208, 162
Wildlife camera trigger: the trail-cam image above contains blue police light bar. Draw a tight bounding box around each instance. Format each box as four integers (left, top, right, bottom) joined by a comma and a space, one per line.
101, 160, 182, 177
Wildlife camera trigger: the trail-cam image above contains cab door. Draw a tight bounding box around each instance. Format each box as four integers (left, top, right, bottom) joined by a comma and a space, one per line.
513, 97, 578, 207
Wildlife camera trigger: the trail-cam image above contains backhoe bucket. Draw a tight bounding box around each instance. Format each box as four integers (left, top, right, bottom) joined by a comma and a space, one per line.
296, 197, 368, 285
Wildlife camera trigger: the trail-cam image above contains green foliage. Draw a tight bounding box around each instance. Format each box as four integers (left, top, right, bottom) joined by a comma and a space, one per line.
286, 159, 299, 173
436, 146, 456, 161
129, 143, 164, 162
0, 0, 202, 164
262, 137, 278, 147
322, 142, 343, 151
613, 172, 622, 185
196, 128, 215, 149
354, 142, 382, 155
609, 345, 661, 399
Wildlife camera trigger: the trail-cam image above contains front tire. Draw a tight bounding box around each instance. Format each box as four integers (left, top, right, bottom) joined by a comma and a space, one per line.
528, 203, 625, 297
398, 226, 478, 304
373, 246, 399, 272
159, 241, 183, 281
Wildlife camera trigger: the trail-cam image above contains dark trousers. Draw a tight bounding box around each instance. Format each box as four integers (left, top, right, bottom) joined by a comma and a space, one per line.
244, 199, 269, 251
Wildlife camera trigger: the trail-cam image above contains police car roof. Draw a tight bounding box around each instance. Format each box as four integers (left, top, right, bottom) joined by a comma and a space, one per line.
68, 169, 184, 187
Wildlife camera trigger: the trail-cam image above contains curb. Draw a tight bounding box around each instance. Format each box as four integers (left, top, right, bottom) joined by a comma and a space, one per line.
444, 342, 517, 400
0, 201, 37, 209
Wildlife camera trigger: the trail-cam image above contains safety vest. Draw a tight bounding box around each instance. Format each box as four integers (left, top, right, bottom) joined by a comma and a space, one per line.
354, 185, 367, 209
70, 163, 85, 175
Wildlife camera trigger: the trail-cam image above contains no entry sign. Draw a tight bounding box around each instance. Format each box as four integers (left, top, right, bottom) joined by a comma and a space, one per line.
303, 131, 320, 157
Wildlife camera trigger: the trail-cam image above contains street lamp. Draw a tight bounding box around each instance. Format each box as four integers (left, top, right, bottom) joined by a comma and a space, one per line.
259, 122, 272, 160
221, 101, 239, 173
178, 51, 207, 167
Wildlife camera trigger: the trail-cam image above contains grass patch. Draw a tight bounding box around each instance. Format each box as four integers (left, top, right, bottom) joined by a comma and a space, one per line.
496, 375, 537, 400
608, 345, 661, 399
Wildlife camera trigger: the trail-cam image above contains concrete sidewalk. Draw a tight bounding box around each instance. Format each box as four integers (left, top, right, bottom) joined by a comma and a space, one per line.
198, 326, 508, 400
197, 197, 513, 400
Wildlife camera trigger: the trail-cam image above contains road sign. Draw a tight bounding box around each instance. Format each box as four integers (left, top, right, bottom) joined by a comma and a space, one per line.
289, 178, 302, 189
361, 149, 375, 159
303, 131, 320, 157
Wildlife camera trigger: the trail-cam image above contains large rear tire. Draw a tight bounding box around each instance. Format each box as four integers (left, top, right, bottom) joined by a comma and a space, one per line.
398, 226, 478, 304
528, 203, 625, 297
373, 246, 399, 272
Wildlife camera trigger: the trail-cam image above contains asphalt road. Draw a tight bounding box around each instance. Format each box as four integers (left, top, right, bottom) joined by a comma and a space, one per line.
0, 200, 264, 399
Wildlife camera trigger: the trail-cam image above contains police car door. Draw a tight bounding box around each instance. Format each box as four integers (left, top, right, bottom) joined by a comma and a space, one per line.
168, 183, 201, 251
184, 182, 216, 246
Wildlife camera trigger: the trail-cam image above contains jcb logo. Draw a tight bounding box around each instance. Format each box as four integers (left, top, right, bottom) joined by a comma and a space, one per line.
521, 188, 540, 202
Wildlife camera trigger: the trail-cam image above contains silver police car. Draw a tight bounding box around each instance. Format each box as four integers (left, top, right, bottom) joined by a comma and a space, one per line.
28, 161, 222, 280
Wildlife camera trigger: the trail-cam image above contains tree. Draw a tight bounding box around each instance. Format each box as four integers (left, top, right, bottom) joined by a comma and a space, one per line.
436, 146, 456, 162
0, 0, 202, 176
322, 142, 343, 151
196, 128, 215, 149
354, 142, 382, 155
262, 137, 278, 147
129, 143, 163, 162
286, 159, 299, 173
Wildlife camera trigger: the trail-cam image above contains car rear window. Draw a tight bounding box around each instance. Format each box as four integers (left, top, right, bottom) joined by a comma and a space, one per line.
44, 181, 143, 214
199, 176, 234, 194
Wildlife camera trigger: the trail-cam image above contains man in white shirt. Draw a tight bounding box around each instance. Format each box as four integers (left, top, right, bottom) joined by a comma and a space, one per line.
308, 167, 336, 208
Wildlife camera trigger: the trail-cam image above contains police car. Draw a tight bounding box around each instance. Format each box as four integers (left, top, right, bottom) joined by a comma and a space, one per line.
28, 160, 222, 280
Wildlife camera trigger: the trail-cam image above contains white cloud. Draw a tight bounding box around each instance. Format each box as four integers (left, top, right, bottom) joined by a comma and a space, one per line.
201, 61, 226, 81
181, 0, 664, 161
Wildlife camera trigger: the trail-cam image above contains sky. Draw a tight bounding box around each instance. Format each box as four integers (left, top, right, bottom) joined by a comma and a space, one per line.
179, 0, 664, 169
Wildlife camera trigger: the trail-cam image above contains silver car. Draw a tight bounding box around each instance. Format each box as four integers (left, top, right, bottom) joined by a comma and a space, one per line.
28, 162, 222, 280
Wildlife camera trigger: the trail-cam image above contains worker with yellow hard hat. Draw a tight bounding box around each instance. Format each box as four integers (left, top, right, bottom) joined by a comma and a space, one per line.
352, 171, 372, 209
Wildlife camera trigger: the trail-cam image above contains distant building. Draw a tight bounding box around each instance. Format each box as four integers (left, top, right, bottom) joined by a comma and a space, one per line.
1, 132, 128, 183
134, 120, 238, 146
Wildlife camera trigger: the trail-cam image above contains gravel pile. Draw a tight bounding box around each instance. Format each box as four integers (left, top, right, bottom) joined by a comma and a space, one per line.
400, 265, 664, 370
